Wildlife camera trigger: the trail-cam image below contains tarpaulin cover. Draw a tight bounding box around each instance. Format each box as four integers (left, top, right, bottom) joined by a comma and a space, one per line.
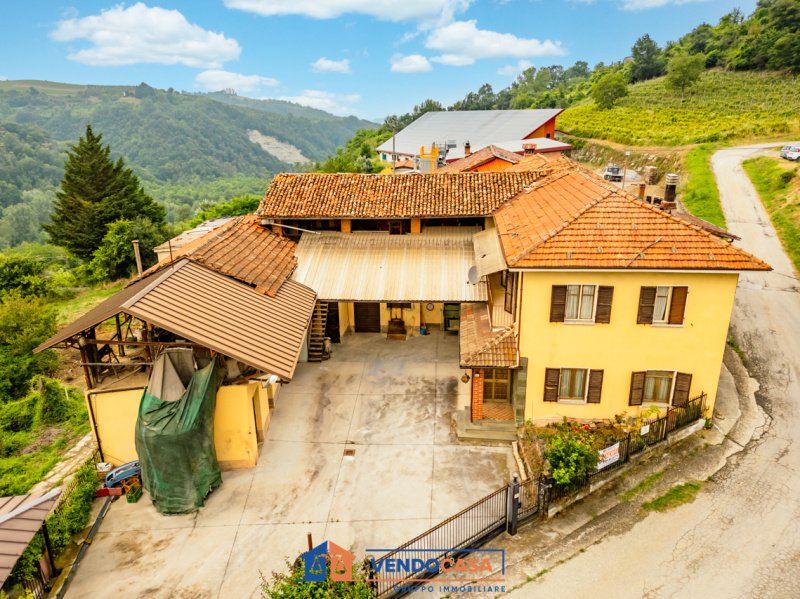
135, 349, 224, 514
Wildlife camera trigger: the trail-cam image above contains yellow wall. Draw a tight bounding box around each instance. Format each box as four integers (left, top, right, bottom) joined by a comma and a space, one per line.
88, 382, 262, 470
517, 271, 738, 423
338, 301, 351, 337
380, 302, 443, 333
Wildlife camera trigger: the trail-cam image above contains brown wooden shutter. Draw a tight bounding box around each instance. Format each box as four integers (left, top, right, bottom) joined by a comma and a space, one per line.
595, 286, 614, 324
629, 371, 646, 406
550, 286, 567, 322
544, 368, 560, 402
587, 370, 604, 403
637, 287, 657, 324
673, 372, 692, 407
668, 286, 688, 325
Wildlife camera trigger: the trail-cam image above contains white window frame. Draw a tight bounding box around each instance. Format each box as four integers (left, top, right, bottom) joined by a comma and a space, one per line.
564, 284, 599, 324
652, 286, 672, 324
641, 369, 677, 407
557, 367, 591, 404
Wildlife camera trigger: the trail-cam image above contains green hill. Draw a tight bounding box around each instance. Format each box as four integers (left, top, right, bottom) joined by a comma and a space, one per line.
559, 70, 800, 146
0, 80, 376, 223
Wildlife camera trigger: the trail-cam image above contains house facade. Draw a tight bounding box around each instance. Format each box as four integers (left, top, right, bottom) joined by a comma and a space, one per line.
259, 157, 769, 431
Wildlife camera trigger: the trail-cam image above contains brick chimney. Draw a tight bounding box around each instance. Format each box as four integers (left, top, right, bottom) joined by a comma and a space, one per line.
464, 141, 471, 157
522, 143, 537, 156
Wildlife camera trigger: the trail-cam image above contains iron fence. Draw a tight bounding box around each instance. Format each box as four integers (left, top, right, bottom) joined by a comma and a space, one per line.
358, 393, 705, 598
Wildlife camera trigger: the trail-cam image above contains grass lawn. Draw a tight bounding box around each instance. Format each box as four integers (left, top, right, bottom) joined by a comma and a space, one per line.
682, 144, 725, 228
620, 471, 665, 502
742, 156, 800, 273
51, 282, 124, 325
642, 481, 704, 512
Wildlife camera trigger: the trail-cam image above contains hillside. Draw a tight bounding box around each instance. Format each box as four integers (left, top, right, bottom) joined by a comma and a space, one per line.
559, 70, 800, 146
0, 80, 376, 221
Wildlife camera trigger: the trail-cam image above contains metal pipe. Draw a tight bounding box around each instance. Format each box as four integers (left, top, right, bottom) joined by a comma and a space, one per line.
80, 362, 154, 367
77, 339, 200, 348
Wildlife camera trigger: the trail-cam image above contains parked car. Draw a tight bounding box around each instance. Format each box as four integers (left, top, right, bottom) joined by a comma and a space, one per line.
602, 164, 623, 182
779, 145, 800, 161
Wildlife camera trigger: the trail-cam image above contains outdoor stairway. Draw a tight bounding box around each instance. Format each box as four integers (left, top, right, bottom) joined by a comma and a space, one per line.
308, 302, 328, 362
455, 407, 517, 442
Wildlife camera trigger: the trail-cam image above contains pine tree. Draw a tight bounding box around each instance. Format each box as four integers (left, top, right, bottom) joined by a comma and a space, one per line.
45, 125, 165, 261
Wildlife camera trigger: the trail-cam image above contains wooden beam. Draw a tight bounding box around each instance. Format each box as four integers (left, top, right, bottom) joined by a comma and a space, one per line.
76, 339, 201, 348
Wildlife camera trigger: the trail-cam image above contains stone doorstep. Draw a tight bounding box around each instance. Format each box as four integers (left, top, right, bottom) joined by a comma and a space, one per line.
456, 407, 517, 442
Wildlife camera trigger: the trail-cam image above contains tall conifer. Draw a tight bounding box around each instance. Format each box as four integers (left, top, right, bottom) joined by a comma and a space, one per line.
45, 125, 165, 260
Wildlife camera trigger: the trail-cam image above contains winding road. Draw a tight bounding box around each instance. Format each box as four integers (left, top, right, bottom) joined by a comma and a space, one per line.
508, 144, 800, 598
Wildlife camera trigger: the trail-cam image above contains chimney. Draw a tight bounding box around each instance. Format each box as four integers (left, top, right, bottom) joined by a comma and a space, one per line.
464, 141, 471, 157
638, 183, 646, 200
522, 143, 537, 156
664, 173, 678, 204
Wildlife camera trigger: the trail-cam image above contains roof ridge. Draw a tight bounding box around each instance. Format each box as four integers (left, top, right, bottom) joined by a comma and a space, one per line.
465, 326, 517, 366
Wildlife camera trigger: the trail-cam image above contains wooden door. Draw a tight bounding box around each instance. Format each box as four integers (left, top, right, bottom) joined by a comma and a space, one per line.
354, 302, 381, 333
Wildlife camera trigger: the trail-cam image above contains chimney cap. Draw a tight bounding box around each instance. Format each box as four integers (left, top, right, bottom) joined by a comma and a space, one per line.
522, 143, 538, 155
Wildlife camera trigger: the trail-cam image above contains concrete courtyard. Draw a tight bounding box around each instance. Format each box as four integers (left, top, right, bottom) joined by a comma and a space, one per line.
65, 332, 516, 598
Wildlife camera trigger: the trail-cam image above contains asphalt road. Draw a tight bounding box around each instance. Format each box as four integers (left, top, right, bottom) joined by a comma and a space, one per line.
508, 144, 800, 598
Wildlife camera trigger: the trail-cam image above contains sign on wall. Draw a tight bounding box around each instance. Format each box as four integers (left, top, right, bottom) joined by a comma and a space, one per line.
597, 442, 621, 470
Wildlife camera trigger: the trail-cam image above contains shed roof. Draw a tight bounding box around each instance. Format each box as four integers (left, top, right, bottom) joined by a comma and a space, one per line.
473, 228, 507, 277
377, 109, 563, 157
0, 489, 61, 586
494, 168, 771, 271
258, 171, 544, 219
437, 145, 521, 173
35, 261, 316, 380
153, 217, 234, 255
292, 229, 487, 302
143, 214, 296, 297
459, 303, 518, 369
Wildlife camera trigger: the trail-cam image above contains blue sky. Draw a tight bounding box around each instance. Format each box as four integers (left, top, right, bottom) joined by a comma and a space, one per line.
1, 1, 757, 120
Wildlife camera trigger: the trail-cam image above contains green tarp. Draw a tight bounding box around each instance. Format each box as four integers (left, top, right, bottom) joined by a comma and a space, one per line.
135, 349, 224, 514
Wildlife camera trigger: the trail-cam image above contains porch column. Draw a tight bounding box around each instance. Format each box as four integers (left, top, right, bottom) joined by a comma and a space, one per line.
471, 369, 484, 421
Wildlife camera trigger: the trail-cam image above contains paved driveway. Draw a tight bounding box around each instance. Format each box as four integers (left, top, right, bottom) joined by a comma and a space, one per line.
65, 333, 515, 598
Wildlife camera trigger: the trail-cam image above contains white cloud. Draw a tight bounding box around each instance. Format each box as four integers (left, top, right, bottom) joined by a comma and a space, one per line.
497, 59, 533, 76
51, 3, 240, 68
312, 57, 352, 73
0, 76, 6, 81
426, 20, 565, 66
195, 70, 279, 92
390, 54, 432, 73
224, 0, 470, 23
275, 90, 361, 115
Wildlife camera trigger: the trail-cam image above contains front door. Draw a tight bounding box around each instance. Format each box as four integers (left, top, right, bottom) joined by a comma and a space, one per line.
354, 302, 381, 333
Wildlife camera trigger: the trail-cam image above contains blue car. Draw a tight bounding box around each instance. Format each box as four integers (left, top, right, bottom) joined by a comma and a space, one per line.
105, 460, 141, 487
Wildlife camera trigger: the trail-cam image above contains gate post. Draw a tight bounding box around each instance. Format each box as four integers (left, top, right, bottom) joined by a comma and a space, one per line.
506, 473, 520, 535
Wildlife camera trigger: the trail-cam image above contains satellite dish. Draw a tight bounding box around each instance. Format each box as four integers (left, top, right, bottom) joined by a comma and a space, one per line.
468, 266, 480, 285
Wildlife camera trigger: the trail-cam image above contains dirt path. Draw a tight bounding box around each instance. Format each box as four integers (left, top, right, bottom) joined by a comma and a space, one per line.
504, 143, 800, 598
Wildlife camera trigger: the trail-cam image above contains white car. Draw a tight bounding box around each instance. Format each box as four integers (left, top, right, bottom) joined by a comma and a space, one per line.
779, 145, 800, 161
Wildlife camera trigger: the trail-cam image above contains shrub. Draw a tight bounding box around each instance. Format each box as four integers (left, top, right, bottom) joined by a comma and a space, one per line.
0, 397, 36, 432
545, 429, 598, 488
261, 558, 374, 598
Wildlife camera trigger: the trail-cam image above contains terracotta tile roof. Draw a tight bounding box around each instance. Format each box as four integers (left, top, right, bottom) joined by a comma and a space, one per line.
438, 145, 521, 173
257, 171, 546, 219
503, 152, 573, 173
495, 168, 771, 271
671, 211, 740, 240
459, 303, 519, 368
142, 214, 296, 297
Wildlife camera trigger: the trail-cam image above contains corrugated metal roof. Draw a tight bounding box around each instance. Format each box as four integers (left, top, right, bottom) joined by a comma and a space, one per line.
36, 261, 316, 380
459, 303, 518, 369
293, 229, 488, 302
0, 489, 61, 586
377, 109, 563, 157
473, 229, 507, 277
128, 261, 315, 380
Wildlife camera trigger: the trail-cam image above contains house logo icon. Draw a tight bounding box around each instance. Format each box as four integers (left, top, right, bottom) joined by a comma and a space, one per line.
300, 540, 356, 582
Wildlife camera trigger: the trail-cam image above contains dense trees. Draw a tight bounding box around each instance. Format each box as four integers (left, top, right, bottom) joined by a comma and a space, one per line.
592, 72, 629, 109
630, 34, 666, 83
45, 125, 166, 261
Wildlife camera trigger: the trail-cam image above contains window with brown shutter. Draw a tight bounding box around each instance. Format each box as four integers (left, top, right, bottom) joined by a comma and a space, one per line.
595, 286, 614, 324
587, 370, 604, 403
550, 286, 567, 322
672, 372, 692, 406
629, 371, 646, 405
637, 287, 657, 324
504, 272, 518, 315
544, 368, 560, 401
668, 287, 688, 325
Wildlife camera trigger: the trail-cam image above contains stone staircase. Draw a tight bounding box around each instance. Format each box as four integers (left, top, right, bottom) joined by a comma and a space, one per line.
455, 407, 517, 442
